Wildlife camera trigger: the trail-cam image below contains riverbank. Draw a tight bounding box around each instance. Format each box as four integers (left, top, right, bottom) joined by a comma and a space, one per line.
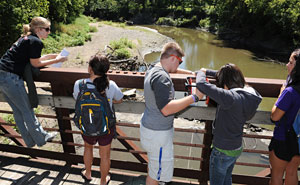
62, 23, 173, 68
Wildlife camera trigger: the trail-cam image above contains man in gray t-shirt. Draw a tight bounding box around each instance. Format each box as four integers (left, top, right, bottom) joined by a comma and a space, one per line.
140, 42, 203, 185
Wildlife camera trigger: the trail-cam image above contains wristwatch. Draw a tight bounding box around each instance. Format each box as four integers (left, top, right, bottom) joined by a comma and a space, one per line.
192, 94, 199, 102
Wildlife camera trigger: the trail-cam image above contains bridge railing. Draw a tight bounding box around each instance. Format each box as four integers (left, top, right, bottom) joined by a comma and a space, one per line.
0, 67, 285, 184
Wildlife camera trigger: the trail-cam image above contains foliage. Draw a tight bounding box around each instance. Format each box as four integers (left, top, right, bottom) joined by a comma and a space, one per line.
1, 108, 40, 134
109, 37, 134, 59
42, 15, 93, 54
84, 0, 300, 51
156, 16, 198, 27
156, 17, 176, 26
48, 0, 88, 23
0, 0, 88, 55
110, 37, 134, 50
176, 16, 198, 27
1, 0, 300, 56
100, 21, 127, 28
114, 48, 131, 59
209, 0, 300, 49
89, 26, 98, 32
2, 114, 15, 124
199, 18, 211, 29
0, 0, 49, 55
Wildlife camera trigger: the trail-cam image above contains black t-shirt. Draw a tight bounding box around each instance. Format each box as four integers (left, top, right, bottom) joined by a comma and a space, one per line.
0, 34, 43, 77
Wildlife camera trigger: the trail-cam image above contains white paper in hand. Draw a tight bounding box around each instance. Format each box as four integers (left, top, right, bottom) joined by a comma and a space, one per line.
60, 48, 69, 57
51, 48, 69, 67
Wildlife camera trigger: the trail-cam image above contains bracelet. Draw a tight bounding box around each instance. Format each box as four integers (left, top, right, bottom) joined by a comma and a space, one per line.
192, 94, 199, 102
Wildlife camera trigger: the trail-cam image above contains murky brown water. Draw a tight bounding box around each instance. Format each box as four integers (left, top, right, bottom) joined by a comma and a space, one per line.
144, 25, 288, 111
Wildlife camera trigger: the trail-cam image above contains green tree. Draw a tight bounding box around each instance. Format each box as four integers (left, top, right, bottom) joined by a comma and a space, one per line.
48, 0, 88, 23
0, 0, 49, 55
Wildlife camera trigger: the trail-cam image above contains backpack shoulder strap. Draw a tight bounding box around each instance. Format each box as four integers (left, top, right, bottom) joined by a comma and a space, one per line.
294, 108, 300, 122
78, 79, 85, 91
79, 79, 96, 91
292, 108, 300, 135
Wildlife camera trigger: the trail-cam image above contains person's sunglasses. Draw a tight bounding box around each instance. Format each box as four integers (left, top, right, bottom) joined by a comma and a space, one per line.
170, 54, 183, 65
41, 27, 50, 32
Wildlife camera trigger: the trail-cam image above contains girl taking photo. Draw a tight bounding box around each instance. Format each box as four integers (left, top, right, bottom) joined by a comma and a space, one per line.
196, 64, 262, 185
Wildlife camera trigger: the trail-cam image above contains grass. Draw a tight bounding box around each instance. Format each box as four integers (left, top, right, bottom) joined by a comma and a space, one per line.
110, 37, 135, 49
109, 37, 135, 59
0, 107, 41, 134
99, 21, 128, 28
99, 20, 157, 37
42, 15, 96, 54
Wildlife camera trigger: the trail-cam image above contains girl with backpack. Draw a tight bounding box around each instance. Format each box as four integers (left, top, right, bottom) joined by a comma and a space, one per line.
73, 55, 123, 184
269, 49, 300, 185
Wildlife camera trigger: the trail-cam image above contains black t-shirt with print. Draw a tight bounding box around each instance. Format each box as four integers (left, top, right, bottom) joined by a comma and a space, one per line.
0, 34, 43, 77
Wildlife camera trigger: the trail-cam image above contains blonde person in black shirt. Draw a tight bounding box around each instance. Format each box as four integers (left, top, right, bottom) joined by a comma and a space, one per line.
0, 17, 67, 147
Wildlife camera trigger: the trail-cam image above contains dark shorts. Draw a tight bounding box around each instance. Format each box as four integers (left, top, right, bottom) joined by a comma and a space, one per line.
268, 137, 295, 161
82, 127, 115, 146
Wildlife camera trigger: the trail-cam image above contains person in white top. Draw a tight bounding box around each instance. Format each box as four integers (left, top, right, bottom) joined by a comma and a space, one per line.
73, 55, 123, 184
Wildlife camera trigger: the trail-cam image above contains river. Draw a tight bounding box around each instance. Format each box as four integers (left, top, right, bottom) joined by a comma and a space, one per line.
144, 25, 288, 113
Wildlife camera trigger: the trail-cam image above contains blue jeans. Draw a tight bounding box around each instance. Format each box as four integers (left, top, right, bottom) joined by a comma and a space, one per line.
0, 70, 48, 147
209, 147, 240, 185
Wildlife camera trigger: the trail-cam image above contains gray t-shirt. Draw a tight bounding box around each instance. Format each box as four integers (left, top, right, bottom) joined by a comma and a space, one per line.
141, 66, 175, 130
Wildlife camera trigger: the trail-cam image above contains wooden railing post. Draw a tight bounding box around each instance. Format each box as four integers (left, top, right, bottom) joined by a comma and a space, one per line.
50, 82, 76, 156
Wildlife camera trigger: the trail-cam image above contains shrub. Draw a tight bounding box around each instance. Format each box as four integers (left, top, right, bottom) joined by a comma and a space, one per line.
110, 37, 135, 50
115, 48, 131, 59
156, 17, 176, 26
199, 18, 210, 29
109, 37, 134, 59
89, 26, 98, 32
176, 16, 199, 27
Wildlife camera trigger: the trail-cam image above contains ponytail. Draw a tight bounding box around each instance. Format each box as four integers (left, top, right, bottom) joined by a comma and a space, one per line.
22, 24, 31, 37
89, 55, 110, 95
93, 74, 109, 95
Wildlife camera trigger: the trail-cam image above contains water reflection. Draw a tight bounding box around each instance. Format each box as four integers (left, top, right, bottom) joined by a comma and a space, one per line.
144, 26, 287, 79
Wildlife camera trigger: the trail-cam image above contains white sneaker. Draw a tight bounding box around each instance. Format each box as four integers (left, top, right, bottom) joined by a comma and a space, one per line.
45, 132, 58, 142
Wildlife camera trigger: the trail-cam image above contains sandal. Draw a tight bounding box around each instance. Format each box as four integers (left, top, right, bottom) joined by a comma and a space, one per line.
101, 173, 111, 185
106, 173, 111, 184
81, 168, 92, 182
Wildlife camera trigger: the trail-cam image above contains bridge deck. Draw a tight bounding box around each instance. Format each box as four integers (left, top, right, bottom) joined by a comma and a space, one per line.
0, 152, 196, 185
